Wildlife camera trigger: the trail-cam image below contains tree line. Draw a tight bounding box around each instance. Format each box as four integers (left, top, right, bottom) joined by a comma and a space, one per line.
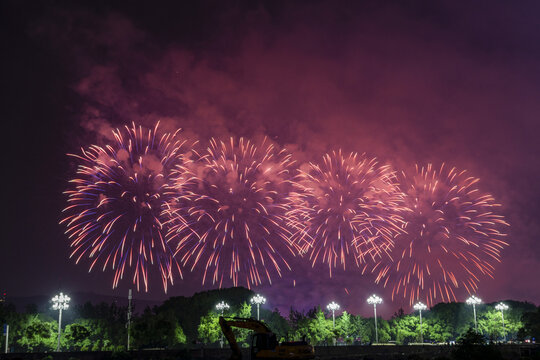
0, 287, 538, 352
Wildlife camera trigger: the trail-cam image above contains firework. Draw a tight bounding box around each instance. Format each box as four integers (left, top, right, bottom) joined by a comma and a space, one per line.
60, 122, 193, 292
287, 150, 406, 276
373, 163, 509, 305
164, 137, 299, 288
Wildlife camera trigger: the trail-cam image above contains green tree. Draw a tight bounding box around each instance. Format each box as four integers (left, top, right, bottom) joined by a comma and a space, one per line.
305, 308, 332, 345
198, 312, 221, 344
132, 307, 186, 349
64, 322, 91, 351
16, 315, 57, 352
391, 314, 419, 344
350, 315, 371, 344
336, 311, 354, 344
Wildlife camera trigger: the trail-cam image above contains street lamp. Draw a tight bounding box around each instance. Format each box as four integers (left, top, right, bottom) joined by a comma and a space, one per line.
216, 301, 230, 348
413, 302, 428, 344
52, 292, 70, 352
466, 295, 482, 333
326, 302, 340, 345
495, 302, 509, 342
250, 294, 266, 321
367, 294, 383, 344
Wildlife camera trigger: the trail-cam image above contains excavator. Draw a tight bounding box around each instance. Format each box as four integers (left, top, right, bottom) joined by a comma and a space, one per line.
219, 316, 315, 360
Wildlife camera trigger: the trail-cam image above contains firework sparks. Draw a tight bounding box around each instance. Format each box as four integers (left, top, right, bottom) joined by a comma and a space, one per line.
373, 163, 510, 306
60, 122, 193, 292
287, 150, 406, 277
164, 137, 299, 288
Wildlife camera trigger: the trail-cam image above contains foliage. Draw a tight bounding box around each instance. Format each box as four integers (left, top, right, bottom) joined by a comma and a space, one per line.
132, 307, 186, 349
0, 290, 536, 352
453, 328, 503, 360
197, 312, 220, 344
16, 315, 57, 352
518, 306, 540, 340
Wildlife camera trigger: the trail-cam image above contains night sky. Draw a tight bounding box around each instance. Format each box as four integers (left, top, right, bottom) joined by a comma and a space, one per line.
2, 0, 540, 318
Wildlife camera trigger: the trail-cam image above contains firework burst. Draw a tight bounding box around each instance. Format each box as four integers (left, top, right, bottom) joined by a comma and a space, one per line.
372, 163, 509, 305
287, 150, 406, 276
164, 137, 299, 288
60, 122, 193, 292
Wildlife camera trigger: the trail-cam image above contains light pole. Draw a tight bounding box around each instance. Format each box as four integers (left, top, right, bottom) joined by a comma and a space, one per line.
52, 292, 70, 352
326, 302, 340, 345
413, 302, 428, 344
127, 289, 132, 351
466, 295, 482, 333
216, 301, 230, 348
367, 295, 383, 344
250, 294, 266, 321
495, 303, 509, 342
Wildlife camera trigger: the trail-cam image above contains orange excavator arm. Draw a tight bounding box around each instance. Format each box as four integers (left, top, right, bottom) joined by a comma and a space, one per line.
219, 316, 271, 360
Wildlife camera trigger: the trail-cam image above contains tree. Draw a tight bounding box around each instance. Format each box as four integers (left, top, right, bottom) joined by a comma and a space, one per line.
132, 307, 186, 349
16, 315, 57, 352
391, 314, 418, 344
305, 308, 332, 345
198, 312, 221, 344
64, 323, 91, 351
350, 315, 371, 344
453, 328, 503, 360
336, 311, 354, 344
518, 306, 540, 341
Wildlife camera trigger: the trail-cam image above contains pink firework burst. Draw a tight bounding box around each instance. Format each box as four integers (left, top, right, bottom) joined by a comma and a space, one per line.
372, 163, 510, 306
61, 122, 194, 292
164, 137, 299, 288
287, 150, 406, 277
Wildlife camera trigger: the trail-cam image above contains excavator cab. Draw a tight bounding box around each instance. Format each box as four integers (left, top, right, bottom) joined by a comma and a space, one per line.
219, 316, 314, 360
251, 333, 278, 359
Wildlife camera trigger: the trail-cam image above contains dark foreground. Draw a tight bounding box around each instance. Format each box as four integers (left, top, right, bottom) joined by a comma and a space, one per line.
0, 345, 538, 360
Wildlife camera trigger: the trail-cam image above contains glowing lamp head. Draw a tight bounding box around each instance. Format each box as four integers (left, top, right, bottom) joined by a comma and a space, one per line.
327, 301, 340, 312
216, 301, 230, 312
495, 303, 509, 311
250, 294, 266, 305
413, 302, 428, 311
51, 292, 70, 311
466, 295, 482, 305
367, 294, 383, 305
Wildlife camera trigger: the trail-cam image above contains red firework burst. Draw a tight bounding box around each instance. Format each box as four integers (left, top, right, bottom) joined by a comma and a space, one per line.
60, 122, 194, 292
287, 150, 406, 277
163, 137, 299, 288
372, 163, 509, 305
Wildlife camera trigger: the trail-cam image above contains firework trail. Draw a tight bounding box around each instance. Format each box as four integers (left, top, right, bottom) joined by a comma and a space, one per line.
164, 137, 299, 288
372, 163, 509, 306
287, 150, 407, 277
60, 122, 194, 292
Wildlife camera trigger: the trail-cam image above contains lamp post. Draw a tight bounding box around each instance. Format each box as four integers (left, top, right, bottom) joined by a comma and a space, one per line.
216, 301, 230, 348
326, 302, 340, 345
466, 295, 482, 333
127, 289, 132, 351
250, 294, 266, 321
52, 293, 70, 352
367, 295, 383, 344
495, 303, 509, 342
413, 302, 428, 344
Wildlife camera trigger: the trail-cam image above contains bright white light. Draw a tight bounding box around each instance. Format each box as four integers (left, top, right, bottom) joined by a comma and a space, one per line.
367, 294, 383, 305
414, 302, 427, 311
327, 301, 340, 312
250, 294, 266, 305
216, 301, 230, 312
466, 295, 482, 305
52, 293, 70, 310
495, 303, 509, 311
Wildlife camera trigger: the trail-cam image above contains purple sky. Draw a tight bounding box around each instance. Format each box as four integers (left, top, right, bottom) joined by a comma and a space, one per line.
2, 0, 540, 318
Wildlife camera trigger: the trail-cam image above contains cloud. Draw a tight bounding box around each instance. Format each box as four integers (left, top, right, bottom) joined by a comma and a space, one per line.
30, 1, 540, 307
